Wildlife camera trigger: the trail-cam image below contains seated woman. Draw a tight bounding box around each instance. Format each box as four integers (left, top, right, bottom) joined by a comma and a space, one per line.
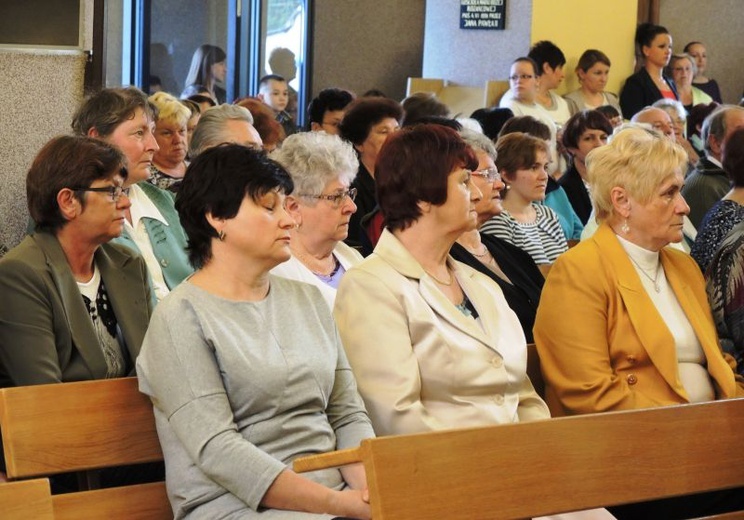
136, 145, 373, 520
564, 50, 622, 117
684, 41, 723, 103
334, 124, 549, 438
451, 129, 544, 343
668, 53, 714, 112
72, 87, 192, 301
480, 133, 568, 267
335, 124, 614, 520
270, 132, 363, 309
499, 57, 559, 173
148, 91, 191, 192
707, 220, 744, 375
559, 110, 613, 225
536, 124, 744, 519
691, 128, 744, 272
338, 97, 403, 253
499, 116, 584, 241
0, 135, 153, 387
535, 126, 743, 411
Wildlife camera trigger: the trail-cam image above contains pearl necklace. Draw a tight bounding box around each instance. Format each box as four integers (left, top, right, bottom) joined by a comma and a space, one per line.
628, 255, 662, 293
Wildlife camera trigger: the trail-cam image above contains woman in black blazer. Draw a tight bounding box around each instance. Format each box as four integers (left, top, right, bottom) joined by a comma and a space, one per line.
620, 23, 678, 119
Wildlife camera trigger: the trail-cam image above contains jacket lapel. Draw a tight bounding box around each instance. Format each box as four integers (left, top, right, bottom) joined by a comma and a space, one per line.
593, 225, 686, 397
34, 232, 108, 378
96, 244, 151, 366
375, 230, 493, 348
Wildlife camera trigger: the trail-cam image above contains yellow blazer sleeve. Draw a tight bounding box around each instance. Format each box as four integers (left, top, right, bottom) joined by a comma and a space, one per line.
534, 248, 673, 414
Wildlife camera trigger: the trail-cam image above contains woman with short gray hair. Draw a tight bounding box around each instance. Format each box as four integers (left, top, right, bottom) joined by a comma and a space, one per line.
270, 132, 362, 308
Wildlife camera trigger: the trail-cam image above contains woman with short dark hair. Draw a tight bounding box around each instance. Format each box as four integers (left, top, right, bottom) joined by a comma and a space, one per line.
0, 135, 154, 387
559, 110, 613, 224
338, 97, 402, 252
137, 145, 374, 519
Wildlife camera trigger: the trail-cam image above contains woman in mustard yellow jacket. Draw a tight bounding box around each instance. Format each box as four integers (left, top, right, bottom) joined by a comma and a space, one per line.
534, 125, 744, 518
535, 126, 743, 417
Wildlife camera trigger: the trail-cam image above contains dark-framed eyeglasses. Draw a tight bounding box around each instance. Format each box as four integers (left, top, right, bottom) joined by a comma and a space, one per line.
298, 187, 357, 208
471, 167, 501, 183
70, 185, 130, 203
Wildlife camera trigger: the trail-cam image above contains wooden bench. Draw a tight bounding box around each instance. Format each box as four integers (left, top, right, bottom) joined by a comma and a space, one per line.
0, 377, 171, 520
294, 398, 744, 519
0, 478, 54, 519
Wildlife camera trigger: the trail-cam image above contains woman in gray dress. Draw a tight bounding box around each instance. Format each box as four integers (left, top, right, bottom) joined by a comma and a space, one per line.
136, 144, 373, 520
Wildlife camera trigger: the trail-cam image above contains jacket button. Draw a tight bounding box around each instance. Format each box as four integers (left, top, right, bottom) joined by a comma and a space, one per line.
160, 259, 169, 267
627, 355, 637, 365
491, 357, 503, 368
627, 374, 638, 385
493, 394, 504, 405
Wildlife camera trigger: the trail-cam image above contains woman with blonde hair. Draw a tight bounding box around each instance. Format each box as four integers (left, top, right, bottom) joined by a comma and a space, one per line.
148, 91, 191, 192
535, 126, 744, 517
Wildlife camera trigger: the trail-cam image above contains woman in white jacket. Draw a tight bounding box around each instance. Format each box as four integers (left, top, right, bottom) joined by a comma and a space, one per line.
271, 132, 363, 309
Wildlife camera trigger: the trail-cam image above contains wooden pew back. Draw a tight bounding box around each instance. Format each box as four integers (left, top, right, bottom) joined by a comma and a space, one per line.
0, 478, 54, 520
0, 377, 171, 520
296, 398, 744, 519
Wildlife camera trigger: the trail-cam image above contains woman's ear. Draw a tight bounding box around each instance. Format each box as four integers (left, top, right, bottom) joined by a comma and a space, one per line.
86, 127, 100, 138
417, 200, 432, 215
610, 186, 631, 218
56, 188, 79, 221
285, 195, 302, 225
205, 212, 225, 237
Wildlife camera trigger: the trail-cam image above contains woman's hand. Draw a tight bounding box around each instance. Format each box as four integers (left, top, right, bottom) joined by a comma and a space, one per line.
328, 488, 371, 519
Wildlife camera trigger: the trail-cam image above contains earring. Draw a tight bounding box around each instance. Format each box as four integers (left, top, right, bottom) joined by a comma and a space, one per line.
621, 219, 630, 234
218, 230, 226, 241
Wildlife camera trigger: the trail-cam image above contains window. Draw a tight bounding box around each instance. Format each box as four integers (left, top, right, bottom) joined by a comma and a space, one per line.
101, 0, 311, 126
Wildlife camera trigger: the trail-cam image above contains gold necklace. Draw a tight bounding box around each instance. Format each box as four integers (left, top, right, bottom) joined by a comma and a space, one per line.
424, 267, 453, 286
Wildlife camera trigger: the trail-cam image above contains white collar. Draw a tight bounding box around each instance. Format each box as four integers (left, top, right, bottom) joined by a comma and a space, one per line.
128, 184, 169, 228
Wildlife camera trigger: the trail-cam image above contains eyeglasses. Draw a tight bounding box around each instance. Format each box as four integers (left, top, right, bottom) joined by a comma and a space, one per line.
298, 187, 357, 208
70, 185, 130, 203
470, 167, 501, 183
509, 74, 535, 82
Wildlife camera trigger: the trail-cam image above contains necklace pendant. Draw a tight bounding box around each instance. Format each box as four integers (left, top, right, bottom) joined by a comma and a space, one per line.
654, 282, 661, 293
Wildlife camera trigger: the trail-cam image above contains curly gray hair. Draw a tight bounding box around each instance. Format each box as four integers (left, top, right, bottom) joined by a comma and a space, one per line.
270, 132, 358, 203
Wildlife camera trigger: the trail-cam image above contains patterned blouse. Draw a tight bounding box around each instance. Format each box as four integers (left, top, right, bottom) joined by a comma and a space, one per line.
480, 204, 568, 265
706, 221, 744, 376
691, 200, 744, 272
147, 164, 183, 193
